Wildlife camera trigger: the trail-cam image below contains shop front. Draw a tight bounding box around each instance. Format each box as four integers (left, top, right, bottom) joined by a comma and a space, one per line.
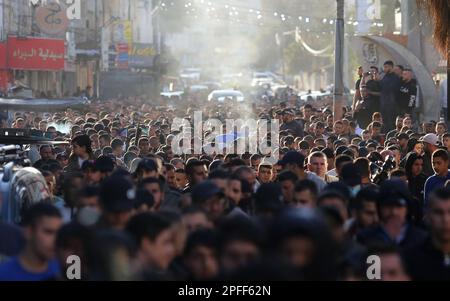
0, 36, 66, 98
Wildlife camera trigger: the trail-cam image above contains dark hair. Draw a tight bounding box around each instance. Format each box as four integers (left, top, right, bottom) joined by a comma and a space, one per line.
111, 138, 124, 150
390, 169, 407, 178
335, 155, 353, 170
428, 187, 450, 211
432, 149, 449, 161
354, 157, 370, 178
384, 60, 394, 67
21, 203, 62, 227
185, 160, 206, 176
276, 171, 298, 184
208, 168, 231, 180
72, 135, 93, 154
139, 177, 164, 191
184, 229, 218, 257
216, 217, 263, 252
125, 213, 172, 245
294, 180, 318, 197
353, 187, 379, 211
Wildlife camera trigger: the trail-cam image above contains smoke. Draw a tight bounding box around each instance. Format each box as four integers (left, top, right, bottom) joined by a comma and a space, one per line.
48, 122, 73, 134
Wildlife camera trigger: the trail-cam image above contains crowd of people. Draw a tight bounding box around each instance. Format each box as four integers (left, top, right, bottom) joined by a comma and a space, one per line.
0, 60, 449, 281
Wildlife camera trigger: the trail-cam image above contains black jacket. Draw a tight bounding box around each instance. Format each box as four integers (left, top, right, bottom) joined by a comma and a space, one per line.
356, 223, 428, 250
403, 237, 450, 281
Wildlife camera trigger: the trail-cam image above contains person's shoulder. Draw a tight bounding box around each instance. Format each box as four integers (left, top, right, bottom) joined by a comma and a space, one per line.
0, 256, 20, 277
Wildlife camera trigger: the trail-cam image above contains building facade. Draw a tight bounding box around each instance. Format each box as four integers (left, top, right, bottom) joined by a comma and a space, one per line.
0, 0, 157, 99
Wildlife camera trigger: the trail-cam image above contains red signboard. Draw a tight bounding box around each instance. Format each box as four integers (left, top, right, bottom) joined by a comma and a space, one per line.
0, 43, 7, 69
7, 36, 65, 71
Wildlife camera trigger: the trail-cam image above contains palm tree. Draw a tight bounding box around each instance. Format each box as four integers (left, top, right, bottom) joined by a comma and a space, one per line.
417, 0, 450, 58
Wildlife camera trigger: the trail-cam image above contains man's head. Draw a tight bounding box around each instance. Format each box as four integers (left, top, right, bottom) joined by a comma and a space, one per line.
277, 171, 298, 204
314, 122, 325, 137
110, 138, 124, 157
126, 213, 176, 271
396, 117, 404, 130
436, 121, 447, 136
140, 178, 164, 210
427, 188, 450, 244
432, 149, 449, 177
182, 207, 212, 233
21, 203, 63, 262
138, 138, 150, 155
282, 109, 295, 123
293, 180, 318, 209
191, 181, 226, 222
377, 180, 409, 226
175, 169, 188, 189
334, 121, 344, 136
99, 134, 111, 150
183, 229, 219, 280
394, 65, 404, 77
136, 158, 159, 180
307, 152, 327, 179
383, 60, 394, 74
186, 160, 208, 186
277, 151, 306, 174
421, 133, 439, 154
258, 163, 273, 184
371, 122, 382, 136
217, 217, 262, 273
39, 145, 54, 161
226, 175, 242, 205
402, 69, 413, 82
303, 104, 313, 120
367, 244, 410, 281
353, 187, 379, 228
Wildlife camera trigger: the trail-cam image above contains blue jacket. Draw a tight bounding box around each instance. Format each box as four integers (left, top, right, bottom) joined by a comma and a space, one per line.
424, 171, 450, 205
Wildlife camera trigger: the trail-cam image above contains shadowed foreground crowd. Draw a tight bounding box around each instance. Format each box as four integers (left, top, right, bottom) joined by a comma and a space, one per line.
0, 68, 449, 281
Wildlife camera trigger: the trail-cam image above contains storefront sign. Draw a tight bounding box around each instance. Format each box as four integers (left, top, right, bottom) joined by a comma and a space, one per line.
129, 43, 157, 68
7, 37, 65, 71
30, 0, 81, 20
35, 2, 70, 35
116, 43, 129, 69
0, 43, 6, 69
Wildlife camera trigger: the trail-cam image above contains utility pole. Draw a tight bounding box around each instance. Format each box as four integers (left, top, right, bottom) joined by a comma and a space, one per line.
333, 0, 345, 121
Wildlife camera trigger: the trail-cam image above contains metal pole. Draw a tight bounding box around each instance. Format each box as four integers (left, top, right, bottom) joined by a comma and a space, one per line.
333, 0, 345, 121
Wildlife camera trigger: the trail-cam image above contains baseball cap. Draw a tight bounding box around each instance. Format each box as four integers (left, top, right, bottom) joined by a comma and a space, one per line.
419, 133, 439, 146
100, 176, 136, 213
277, 151, 305, 167
191, 181, 224, 204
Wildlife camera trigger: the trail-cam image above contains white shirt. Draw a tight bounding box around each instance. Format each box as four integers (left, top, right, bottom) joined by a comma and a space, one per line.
327, 169, 338, 177
78, 157, 86, 168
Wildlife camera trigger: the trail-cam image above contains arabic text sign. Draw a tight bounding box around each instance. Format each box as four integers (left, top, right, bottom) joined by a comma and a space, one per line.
7, 37, 65, 71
